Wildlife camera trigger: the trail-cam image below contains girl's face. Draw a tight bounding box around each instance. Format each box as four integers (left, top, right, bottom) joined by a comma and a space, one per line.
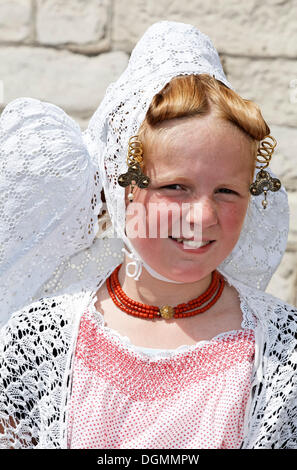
125, 114, 254, 283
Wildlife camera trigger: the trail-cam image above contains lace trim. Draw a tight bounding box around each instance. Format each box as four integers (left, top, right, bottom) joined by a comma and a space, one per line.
86, 286, 257, 361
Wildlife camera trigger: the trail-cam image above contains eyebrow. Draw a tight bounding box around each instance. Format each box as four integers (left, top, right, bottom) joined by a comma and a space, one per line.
153, 173, 251, 190
153, 175, 191, 184
154, 173, 246, 183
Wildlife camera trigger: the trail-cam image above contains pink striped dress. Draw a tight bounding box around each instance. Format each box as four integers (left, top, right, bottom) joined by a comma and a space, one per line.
67, 298, 255, 449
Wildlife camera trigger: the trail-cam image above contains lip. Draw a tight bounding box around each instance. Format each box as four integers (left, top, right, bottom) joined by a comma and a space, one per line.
169, 237, 216, 253
169, 234, 213, 241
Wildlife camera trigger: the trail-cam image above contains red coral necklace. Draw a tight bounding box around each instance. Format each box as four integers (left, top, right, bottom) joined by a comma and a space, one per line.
106, 264, 225, 320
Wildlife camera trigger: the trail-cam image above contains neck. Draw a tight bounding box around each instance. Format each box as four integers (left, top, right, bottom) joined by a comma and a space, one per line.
118, 255, 213, 307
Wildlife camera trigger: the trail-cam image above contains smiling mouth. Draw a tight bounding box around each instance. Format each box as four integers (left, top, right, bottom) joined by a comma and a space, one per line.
169, 236, 215, 249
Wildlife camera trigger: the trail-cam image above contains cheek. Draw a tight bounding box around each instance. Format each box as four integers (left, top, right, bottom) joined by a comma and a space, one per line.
124, 190, 163, 240
127, 190, 180, 237
220, 201, 248, 237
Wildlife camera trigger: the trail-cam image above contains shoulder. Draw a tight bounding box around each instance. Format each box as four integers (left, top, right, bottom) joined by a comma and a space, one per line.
255, 288, 297, 322
241, 286, 297, 353
0, 289, 92, 359
263, 292, 297, 342
233, 278, 297, 317
231, 279, 297, 338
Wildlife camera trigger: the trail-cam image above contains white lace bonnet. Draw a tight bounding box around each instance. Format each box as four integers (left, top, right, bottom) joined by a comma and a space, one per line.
0, 21, 289, 326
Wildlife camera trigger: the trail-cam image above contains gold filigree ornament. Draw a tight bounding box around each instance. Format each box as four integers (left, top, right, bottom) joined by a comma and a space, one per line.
159, 305, 174, 319
117, 135, 150, 202
249, 135, 281, 209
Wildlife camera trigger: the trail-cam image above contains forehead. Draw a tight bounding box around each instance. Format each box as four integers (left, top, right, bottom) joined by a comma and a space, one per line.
144, 115, 254, 176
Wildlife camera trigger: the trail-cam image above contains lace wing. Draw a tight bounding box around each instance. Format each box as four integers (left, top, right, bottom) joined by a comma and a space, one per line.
0, 294, 74, 448
0, 98, 102, 326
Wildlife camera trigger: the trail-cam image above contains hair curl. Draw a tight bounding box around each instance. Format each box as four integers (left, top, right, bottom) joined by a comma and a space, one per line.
138, 74, 270, 169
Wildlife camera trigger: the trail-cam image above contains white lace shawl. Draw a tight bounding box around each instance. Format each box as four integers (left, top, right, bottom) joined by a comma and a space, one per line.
0, 277, 297, 449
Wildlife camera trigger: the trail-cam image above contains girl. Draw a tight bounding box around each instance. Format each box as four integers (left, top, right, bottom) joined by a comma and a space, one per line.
0, 21, 296, 449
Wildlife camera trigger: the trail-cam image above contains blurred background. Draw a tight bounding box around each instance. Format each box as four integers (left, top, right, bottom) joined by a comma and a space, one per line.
0, 0, 296, 305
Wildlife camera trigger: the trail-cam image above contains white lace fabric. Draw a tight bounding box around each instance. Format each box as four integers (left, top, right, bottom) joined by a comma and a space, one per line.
0, 20, 297, 449
0, 97, 103, 325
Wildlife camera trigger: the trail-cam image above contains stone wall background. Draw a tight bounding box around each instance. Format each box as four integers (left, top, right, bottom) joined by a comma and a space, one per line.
0, 0, 296, 305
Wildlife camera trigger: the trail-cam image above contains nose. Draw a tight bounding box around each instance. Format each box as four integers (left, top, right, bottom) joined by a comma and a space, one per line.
184, 198, 218, 232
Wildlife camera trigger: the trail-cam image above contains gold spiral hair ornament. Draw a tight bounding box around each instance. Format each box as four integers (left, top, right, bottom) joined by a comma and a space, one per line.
255, 135, 277, 169
249, 134, 281, 209
126, 135, 145, 167
117, 135, 150, 202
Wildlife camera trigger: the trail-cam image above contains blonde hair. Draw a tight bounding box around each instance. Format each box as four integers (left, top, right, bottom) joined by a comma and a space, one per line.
138, 74, 270, 169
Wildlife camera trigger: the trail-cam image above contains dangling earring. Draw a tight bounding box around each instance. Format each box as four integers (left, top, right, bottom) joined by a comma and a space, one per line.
249, 135, 281, 209
117, 135, 150, 202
